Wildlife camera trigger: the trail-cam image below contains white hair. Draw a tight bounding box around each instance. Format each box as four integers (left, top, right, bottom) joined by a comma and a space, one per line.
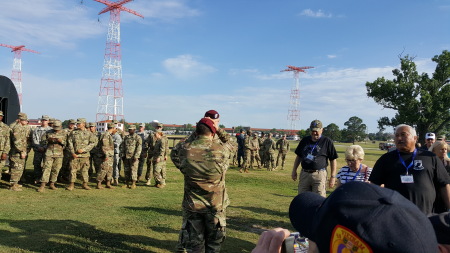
395, 124, 417, 137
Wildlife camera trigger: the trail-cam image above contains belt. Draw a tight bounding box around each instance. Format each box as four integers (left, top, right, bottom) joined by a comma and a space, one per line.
303, 168, 325, 173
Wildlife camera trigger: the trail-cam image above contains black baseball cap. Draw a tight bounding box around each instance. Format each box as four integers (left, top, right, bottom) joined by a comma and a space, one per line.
289, 181, 438, 252
429, 212, 450, 245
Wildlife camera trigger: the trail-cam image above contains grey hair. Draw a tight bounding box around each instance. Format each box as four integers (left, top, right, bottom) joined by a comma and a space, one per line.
395, 124, 417, 137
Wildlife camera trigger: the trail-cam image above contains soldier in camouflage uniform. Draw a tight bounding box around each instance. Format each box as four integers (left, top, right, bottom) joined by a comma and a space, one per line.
60, 119, 76, 182
32, 115, 52, 183
0, 111, 10, 177
240, 130, 252, 173
275, 135, 290, 170
112, 126, 123, 186
263, 133, 277, 171
144, 123, 161, 186
236, 129, 246, 168
248, 132, 261, 170
120, 125, 142, 189
136, 123, 148, 182
87, 122, 101, 177
172, 117, 233, 253
9, 113, 32, 191
152, 128, 169, 188
96, 123, 116, 189
37, 120, 67, 192
66, 118, 97, 191
259, 132, 267, 168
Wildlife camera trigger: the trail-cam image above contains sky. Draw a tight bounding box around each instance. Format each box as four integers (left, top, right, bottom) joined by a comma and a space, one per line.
0, 0, 449, 133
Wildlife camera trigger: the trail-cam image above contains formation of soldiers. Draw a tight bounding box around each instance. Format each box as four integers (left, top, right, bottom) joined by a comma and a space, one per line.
0, 111, 169, 192
235, 129, 290, 172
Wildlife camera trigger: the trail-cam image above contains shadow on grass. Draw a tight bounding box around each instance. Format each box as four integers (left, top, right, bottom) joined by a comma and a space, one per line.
0, 219, 175, 253
123, 206, 182, 217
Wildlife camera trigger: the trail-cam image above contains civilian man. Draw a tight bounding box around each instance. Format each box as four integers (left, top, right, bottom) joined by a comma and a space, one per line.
421, 132, 436, 151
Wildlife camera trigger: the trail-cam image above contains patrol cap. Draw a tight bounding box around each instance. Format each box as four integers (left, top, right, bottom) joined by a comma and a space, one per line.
204, 110, 219, 119
139, 123, 145, 127
69, 119, 76, 124
18, 113, 28, 121
49, 118, 56, 124
437, 135, 446, 141
310, 119, 323, 131
88, 122, 96, 127
156, 123, 163, 128
41, 115, 50, 121
128, 125, 136, 130
77, 118, 86, 124
53, 120, 62, 130
107, 123, 115, 129
0, 111, 4, 116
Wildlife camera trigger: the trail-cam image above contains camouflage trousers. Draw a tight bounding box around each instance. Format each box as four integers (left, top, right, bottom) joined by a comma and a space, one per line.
137, 157, 146, 178
176, 209, 226, 253
242, 149, 251, 169
9, 155, 27, 184
145, 158, 155, 181
259, 150, 267, 167
33, 150, 45, 181
40, 156, 63, 183
60, 150, 72, 180
90, 155, 103, 175
123, 158, 139, 182
265, 152, 275, 169
97, 156, 113, 182
276, 152, 287, 168
112, 154, 121, 179
249, 150, 261, 169
153, 160, 166, 185
69, 157, 90, 183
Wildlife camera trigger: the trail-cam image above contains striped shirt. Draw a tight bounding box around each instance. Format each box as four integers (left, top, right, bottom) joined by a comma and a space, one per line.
336, 165, 372, 184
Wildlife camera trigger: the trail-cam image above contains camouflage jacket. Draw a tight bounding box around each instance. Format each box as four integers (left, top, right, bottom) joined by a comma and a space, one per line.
152, 135, 169, 160
0, 122, 10, 154
185, 128, 230, 144
120, 133, 142, 159
263, 138, 276, 154
112, 132, 122, 154
67, 128, 97, 158
276, 139, 290, 154
32, 126, 52, 152
172, 135, 233, 213
89, 132, 101, 156
258, 136, 266, 151
99, 131, 114, 157
41, 129, 67, 157
249, 137, 260, 151
145, 133, 156, 157
10, 124, 32, 156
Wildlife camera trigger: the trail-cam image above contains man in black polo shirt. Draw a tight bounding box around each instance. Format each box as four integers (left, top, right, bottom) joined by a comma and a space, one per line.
291, 120, 338, 197
370, 124, 450, 214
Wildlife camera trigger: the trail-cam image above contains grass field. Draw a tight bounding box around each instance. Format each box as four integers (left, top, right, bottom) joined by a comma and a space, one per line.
0, 140, 386, 253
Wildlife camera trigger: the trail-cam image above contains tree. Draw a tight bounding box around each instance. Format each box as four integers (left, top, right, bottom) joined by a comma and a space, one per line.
297, 129, 308, 139
366, 50, 450, 143
343, 116, 367, 144
323, 123, 341, 142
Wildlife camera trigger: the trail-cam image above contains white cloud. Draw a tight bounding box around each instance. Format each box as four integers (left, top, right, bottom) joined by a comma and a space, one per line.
327, 54, 337, 59
124, 0, 201, 23
299, 9, 333, 18
162, 54, 217, 79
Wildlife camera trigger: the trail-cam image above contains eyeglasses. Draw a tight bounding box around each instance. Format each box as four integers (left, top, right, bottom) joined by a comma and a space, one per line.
346, 159, 357, 163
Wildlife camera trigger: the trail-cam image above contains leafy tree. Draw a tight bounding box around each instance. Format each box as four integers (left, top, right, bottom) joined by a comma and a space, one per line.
366, 50, 450, 142
343, 116, 367, 144
219, 124, 225, 129
297, 129, 308, 139
323, 123, 341, 142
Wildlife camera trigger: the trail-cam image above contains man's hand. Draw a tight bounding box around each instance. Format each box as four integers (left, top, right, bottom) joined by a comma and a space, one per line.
329, 177, 336, 188
291, 170, 297, 181
77, 149, 84, 154
20, 152, 27, 159
72, 154, 78, 159
251, 228, 290, 253
156, 157, 161, 163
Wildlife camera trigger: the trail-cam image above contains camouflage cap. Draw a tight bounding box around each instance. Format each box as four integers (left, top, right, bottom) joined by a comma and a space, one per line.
128, 125, 136, 130
107, 123, 115, 128
41, 115, 50, 121
49, 118, 56, 124
69, 119, 76, 124
53, 120, 62, 130
18, 113, 28, 121
88, 122, 96, 127
77, 118, 86, 124
112, 119, 119, 124
139, 123, 145, 127
310, 119, 323, 131
156, 123, 163, 128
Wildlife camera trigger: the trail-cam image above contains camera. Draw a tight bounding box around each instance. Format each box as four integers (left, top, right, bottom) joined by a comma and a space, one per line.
281, 232, 309, 253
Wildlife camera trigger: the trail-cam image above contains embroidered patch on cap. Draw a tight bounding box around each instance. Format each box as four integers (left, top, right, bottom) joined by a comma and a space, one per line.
330, 225, 373, 253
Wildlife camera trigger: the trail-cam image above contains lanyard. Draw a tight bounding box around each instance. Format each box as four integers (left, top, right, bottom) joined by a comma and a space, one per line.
308, 137, 321, 154
345, 164, 362, 183
397, 149, 417, 175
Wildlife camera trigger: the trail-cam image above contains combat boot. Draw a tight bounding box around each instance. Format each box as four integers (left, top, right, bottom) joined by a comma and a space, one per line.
66, 182, 75, 191
130, 180, 137, 189
113, 178, 119, 186
239, 168, 243, 173
9, 184, 22, 191
145, 179, 151, 186
244, 169, 249, 173
105, 180, 114, 189
96, 181, 104, 189
82, 182, 91, 190
49, 182, 57, 190
37, 182, 46, 193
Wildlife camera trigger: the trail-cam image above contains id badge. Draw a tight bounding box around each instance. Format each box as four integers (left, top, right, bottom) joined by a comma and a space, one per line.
400, 174, 414, 183
306, 154, 315, 161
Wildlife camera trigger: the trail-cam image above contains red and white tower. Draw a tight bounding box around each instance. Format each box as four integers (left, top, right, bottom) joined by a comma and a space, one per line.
281, 65, 314, 134
93, 0, 143, 122
0, 44, 40, 109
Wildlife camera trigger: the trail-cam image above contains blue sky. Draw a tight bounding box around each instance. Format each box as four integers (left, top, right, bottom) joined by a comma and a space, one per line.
0, 0, 449, 133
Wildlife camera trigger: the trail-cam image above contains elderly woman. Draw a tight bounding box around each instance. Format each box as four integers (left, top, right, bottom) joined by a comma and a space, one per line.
336, 145, 372, 187
430, 141, 450, 175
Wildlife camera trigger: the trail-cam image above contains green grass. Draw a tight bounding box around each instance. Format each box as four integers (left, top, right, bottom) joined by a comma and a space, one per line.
0, 140, 386, 253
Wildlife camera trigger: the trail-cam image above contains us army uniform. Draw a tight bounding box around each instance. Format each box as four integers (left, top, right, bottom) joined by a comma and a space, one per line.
66, 118, 97, 191
112, 129, 122, 185
37, 120, 67, 192
248, 133, 261, 169
276, 136, 290, 170
258, 133, 267, 168
145, 131, 156, 185
263, 133, 277, 171
96, 123, 116, 189
0, 111, 10, 176
136, 124, 148, 181
60, 119, 76, 181
87, 122, 101, 176
171, 130, 233, 253
152, 131, 169, 188
120, 125, 142, 189
240, 130, 252, 173
9, 113, 32, 191
32, 115, 52, 183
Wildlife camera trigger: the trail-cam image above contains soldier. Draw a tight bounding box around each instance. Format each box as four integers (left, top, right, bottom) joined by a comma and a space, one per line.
259, 132, 267, 168
144, 123, 160, 186
66, 118, 97, 191
60, 119, 76, 182
172, 117, 233, 253
120, 125, 142, 189
136, 123, 148, 182
37, 120, 67, 192
236, 129, 246, 167
241, 130, 252, 173
87, 122, 101, 177
0, 111, 10, 177
152, 127, 169, 188
96, 123, 116, 189
32, 115, 52, 183
249, 132, 261, 169
9, 113, 31, 191
276, 135, 290, 170
263, 133, 276, 171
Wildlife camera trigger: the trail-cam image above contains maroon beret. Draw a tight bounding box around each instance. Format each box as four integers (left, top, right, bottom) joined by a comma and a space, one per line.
204, 110, 219, 119
198, 118, 217, 134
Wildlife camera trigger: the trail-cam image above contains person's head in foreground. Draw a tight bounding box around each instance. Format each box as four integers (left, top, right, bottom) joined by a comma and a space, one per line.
429, 211, 450, 252
289, 181, 441, 253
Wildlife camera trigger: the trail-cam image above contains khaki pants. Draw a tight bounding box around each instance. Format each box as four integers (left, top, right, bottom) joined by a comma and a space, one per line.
298, 169, 327, 197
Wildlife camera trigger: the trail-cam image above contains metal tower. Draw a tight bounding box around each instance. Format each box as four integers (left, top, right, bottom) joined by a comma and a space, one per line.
281, 65, 314, 134
93, 0, 143, 122
0, 44, 40, 109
